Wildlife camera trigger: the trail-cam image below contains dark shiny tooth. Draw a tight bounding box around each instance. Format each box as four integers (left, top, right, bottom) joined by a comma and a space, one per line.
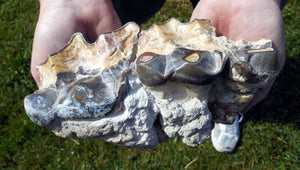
136, 53, 169, 86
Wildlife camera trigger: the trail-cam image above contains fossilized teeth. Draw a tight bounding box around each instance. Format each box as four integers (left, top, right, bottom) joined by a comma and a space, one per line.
24, 18, 280, 149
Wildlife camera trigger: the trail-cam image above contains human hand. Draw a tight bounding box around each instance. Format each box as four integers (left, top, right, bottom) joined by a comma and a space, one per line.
191, 0, 285, 112
31, 0, 122, 87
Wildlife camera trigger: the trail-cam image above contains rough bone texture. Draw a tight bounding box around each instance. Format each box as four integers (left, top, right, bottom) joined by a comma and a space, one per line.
24, 19, 279, 150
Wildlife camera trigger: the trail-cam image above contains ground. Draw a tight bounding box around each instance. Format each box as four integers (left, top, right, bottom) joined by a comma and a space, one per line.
0, 0, 299, 169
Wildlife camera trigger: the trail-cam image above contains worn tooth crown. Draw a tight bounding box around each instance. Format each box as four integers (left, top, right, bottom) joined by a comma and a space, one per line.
24, 18, 279, 150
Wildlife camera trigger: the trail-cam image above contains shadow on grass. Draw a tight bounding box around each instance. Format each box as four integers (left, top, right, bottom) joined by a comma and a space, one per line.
245, 57, 300, 126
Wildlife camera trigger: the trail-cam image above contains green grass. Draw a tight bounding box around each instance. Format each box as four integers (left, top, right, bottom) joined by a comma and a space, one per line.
1, 0, 299, 169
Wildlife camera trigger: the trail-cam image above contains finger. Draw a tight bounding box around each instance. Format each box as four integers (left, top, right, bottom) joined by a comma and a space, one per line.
31, 17, 82, 87
242, 79, 274, 113
77, 0, 122, 42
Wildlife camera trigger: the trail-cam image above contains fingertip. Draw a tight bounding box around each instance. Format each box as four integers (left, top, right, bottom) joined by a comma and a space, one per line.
31, 65, 42, 88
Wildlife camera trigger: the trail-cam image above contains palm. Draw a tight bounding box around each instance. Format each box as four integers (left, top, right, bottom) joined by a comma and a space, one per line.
31, 0, 121, 86
192, 0, 284, 47
191, 0, 285, 112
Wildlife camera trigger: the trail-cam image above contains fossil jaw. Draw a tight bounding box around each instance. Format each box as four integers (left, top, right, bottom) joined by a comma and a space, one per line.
24, 18, 279, 149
